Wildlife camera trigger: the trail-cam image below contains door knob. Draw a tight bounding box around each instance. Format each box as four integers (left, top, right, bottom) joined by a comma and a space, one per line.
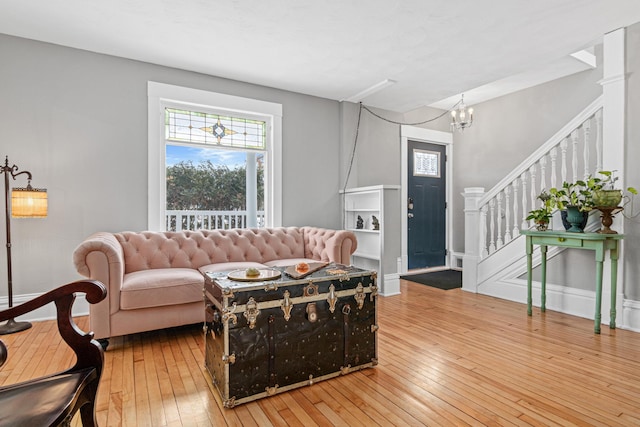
408, 213, 414, 218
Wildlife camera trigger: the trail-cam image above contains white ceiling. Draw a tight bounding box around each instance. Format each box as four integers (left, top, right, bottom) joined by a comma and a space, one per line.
1, 1, 640, 112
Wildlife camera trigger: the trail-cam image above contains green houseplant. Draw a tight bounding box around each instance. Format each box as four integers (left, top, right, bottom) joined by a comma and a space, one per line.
548, 180, 594, 211
548, 181, 593, 232
588, 170, 638, 233
547, 172, 637, 233
590, 170, 638, 208
526, 190, 553, 231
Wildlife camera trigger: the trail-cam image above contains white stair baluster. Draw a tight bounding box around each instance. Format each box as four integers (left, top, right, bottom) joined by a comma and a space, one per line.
550, 147, 558, 189
512, 179, 520, 236
489, 199, 496, 254
480, 205, 489, 258
529, 164, 537, 211
521, 173, 529, 230
561, 137, 568, 183
596, 109, 603, 173
504, 186, 512, 243
571, 130, 579, 183
583, 119, 591, 179
496, 192, 504, 249
540, 155, 547, 191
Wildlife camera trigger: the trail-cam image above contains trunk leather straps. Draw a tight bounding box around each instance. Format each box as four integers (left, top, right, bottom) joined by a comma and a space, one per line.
342, 303, 351, 366
268, 315, 276, 387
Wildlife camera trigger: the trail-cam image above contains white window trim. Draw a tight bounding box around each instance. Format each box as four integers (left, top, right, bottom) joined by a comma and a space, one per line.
147, 81, 282, 230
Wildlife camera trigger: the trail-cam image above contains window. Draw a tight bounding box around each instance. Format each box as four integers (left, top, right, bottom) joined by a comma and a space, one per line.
165, 108, 266, 149
148, 82, 282, 231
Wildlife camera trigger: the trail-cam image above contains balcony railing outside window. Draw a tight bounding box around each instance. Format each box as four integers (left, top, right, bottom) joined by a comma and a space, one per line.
166, 210, 265, 231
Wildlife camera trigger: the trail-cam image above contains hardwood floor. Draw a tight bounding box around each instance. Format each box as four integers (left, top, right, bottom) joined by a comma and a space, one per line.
2, 279, 640, 426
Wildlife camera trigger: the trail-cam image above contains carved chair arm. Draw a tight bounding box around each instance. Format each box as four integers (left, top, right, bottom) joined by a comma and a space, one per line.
0, 280, 107, 372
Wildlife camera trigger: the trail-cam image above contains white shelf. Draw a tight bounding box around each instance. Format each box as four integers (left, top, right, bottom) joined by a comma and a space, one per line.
342, 185, 400, 296
353, 252, 380, 261
349, 228, 380, 234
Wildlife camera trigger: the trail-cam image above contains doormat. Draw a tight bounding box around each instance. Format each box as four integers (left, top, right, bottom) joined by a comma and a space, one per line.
400, 269, 462, 290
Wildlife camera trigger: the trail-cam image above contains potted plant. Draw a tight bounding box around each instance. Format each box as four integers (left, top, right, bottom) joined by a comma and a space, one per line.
548, 181, 593, 232
588, 170, 638, 234
526, 190, 553, 231
591, 170, 638, 208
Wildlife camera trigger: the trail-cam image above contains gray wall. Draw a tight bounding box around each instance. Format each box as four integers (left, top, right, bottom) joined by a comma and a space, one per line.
339, 102, 450, 191
340, 102, 402, 189
0, 34, 342, 296
625, 22, 640, 300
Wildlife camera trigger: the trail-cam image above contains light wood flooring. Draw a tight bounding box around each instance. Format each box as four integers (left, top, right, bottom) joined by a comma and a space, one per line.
2, 279, 640, 426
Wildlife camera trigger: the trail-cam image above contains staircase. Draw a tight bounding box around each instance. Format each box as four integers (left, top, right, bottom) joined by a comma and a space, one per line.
462, 96, 603, 301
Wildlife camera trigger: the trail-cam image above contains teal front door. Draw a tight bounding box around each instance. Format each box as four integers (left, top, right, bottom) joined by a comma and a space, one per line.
407, 140, 446, 270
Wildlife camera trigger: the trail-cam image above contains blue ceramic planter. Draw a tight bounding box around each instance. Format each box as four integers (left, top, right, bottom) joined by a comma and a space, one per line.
562, 206, 588, 232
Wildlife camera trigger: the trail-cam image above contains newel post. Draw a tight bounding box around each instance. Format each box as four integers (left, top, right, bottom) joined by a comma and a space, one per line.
462, 187, 485, 293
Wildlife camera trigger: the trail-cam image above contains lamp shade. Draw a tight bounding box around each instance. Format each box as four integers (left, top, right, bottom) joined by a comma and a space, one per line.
11, 187, 48, 218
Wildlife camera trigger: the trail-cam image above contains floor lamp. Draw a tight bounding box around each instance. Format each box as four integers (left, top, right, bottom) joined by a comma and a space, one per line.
0, 156, 47, 335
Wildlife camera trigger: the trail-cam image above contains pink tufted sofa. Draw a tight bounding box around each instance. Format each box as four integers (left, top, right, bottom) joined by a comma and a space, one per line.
73, 227, 357, 343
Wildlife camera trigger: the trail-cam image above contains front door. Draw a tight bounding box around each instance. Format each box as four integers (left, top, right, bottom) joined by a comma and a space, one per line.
407, 140, 446, 270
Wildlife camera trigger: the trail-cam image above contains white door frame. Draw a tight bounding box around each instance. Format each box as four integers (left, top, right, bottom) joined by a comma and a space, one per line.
400, 125, 453, 274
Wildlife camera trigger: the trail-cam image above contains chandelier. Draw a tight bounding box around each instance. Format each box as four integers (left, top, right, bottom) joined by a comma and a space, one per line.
450, 94, 474, 132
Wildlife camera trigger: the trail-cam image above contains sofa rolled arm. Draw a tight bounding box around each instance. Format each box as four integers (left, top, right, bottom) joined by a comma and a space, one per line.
301, 227, 357, 265
73, 232, 125, 338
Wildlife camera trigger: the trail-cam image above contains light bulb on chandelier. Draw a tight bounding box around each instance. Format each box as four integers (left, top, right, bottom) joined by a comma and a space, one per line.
450, 94, 474, 133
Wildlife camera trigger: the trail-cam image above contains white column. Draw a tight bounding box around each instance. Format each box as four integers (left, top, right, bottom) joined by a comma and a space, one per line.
462, 187, 485, 293
599, 27, 626, 327
246, 152, 258, 228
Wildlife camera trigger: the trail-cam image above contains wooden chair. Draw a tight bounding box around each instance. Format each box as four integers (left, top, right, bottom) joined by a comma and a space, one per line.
0, 280, 107, 426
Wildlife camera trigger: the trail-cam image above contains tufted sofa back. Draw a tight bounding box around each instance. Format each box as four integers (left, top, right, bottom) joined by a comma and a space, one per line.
115, 227, 343, 274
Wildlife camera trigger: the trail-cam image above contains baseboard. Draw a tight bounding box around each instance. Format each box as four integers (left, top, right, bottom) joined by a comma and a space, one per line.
382, 273, 400, 296
478, 278, 597, 321
0, 293, 89, 322
622, 300, 640, 332
479, 278, 639, 331
450, 251, 464, 269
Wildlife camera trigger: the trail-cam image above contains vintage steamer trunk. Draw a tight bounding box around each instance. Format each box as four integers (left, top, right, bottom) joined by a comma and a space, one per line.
203, 264, 378, 408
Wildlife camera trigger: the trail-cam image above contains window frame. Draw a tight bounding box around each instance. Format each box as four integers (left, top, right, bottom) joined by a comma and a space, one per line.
147, 81, 282, 231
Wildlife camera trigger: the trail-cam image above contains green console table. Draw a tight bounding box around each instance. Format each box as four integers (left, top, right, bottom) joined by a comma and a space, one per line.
520, 230, 623, 334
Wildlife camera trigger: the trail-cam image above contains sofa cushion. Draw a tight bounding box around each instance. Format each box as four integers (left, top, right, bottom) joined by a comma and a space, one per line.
120, 268, 203, 310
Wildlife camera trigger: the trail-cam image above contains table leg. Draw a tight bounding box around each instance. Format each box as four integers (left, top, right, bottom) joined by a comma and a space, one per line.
610, 243, 619, 330
594, 258, 603, 334
540, 245, 547, 312
526, 237, 533, 316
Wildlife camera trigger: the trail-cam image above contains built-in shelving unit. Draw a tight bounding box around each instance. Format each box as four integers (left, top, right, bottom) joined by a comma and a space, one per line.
341, 185, 400, 295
